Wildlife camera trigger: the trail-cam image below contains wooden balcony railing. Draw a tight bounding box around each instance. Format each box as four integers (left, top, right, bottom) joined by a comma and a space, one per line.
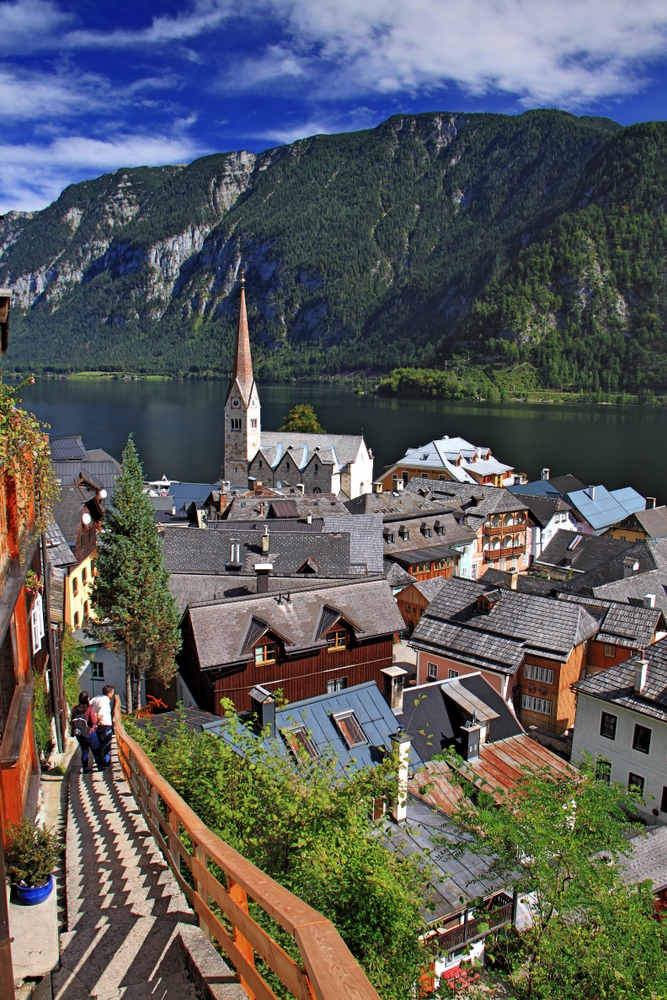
428, 895, 513, 954
484, 523, 526, 535
113, 698, 382, 1000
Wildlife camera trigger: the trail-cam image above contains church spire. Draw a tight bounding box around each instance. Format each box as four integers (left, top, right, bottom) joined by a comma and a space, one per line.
233, 271, 254, 403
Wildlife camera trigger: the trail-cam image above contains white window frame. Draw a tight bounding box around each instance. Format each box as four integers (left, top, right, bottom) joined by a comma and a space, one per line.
524, 663, 555, 685
30, 593, 45, 655
521, 694, 552, 716
427, 662, 438, 681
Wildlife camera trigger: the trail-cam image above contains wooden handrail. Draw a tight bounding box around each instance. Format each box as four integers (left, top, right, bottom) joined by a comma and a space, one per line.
113, 698, 382, 1000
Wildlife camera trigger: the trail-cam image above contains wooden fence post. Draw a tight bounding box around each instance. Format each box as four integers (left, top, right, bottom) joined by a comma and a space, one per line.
228, 877, 255, 999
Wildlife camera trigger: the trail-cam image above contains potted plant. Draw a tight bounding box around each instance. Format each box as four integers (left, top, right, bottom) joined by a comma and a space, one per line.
5, 817, 61, 905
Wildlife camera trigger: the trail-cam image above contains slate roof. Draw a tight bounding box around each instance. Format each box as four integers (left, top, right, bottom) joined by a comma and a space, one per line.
572, 638, 667, 724
162, 524, 354, 579
566, 485, 646, 533
382, 513, 476, 554
560, 537, 667, 595
223, 492, 349, 520
557, 593, 665, 649
384, 561, 416, 589
388, 545, 460, 570
402, 673, 523, 762
621, 506, 667, 539
345, 492, 459, 520
170, 574, 367, 614
51, 436, 121, 501
186, 579, 404, 669
480, 569, 558, 597
509, 474, 586, 499
411, 577, 599, 673
321, 514, 384, 574
517, 494, 573, 528
592, 570, 667, 614
618, 827, 667, 893
258, 432, 366, 471
406, 481, 529, 531
44, 519, 76, 569
52, 481, 98, 546
535, 531, 633, 574
410, 578, 449, 604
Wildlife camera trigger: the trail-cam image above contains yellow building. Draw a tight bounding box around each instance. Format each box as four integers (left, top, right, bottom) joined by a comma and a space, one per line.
50, 479, 104, 630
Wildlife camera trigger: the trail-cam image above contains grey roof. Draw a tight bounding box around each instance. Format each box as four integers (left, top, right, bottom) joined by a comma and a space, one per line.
517, 495, 572, 528
162, 524, 355, 579
223, 492, 350, 520
383, 512, 476, 555
561, 536, 667, 595
618, 827, 667, 893
592, 570, 667, 614
480, 569, 558, 597
322, 514, 384, 574
558, 593, 665, 649
572, 637, 667, 723
411, 577, 599, 673
44, 519, 76, 569
50, 435, 88, 461
565, 485, 646, 533
406, 480, 529, 532
403, 673, 523, 762
384, 561, 416, 589
620, 506, 667, 538
388, 545, 460, 571
259, 432, 366, 471
169, 574, 369, 614
186, 579, 405, 670
509, 474, 586, 499
536, 531, 633, 574
169, 482, 220, 506
50, 436, 121, 502
345, 491, 460, 520
52, 480, 98, 546
411, 578, 449, 603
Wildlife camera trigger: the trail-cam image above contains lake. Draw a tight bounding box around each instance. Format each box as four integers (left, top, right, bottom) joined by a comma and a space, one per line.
13, 378, 667, 503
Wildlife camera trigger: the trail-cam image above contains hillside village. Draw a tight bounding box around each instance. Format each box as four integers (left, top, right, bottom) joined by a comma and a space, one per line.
3, 281, 667, 998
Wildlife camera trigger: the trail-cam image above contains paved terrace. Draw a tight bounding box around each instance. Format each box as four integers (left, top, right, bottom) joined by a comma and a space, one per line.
54, 753, 243, 1000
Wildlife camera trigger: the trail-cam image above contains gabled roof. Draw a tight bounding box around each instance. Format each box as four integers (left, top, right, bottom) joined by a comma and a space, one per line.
536, 530, 632, 574
411, 577, 599, 672
345, 491, 459, 520
480, 569, 557, 597
558, 593, 665, 649
517, 494, 573, 527
573, 638, 667, 723
407, 480, 528, 526
509, 474, 586, 499
382, 512, 476, 553
50, 435, 88, 461
258, 432, 366, 470
52, 481, 100, 546
566, 485, 646, 532
560, 536, 667, 595
617, 506, 667, 538
395, 434, 513, 484
186, 579, 404, 670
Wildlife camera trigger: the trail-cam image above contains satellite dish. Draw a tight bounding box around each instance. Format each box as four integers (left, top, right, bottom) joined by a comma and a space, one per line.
98, 489, 107, 499
82, 511, 92, 525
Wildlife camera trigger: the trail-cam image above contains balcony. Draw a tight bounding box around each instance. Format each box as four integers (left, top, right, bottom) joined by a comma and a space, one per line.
429, 894, 514, 954
484, 522, 526, 535
484, 543, 526, 562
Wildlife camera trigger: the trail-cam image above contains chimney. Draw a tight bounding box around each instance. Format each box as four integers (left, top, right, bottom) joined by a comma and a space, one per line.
460, 719, 482, 761
644, 594, 656, 609
372, 482, 383, 494
249, 685, 276, 737
221, 481, 231, 493
541, 468, 550, 481
505, 571, 519, 590
396, 479, 404, 491
296, 483, 305, 494
254, 480, 263, 494
218, 492, 228, 515
647, 497, 657, 510
381, 665, 408, 714
261, 525, 270, 554
623, 557, 640, 578
171, 504, 176, 516
389, 731, 411, 823
306, 513, 312, 525
588, 486, 597, 500
634, 658, 648, 695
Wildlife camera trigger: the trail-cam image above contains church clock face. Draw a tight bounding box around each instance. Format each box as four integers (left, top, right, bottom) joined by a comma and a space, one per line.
231, 398, 241, 408
250, 399, 257, 408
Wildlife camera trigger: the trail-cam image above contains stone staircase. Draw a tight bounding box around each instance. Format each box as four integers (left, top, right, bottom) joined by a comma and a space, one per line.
53, 753, 242, 1000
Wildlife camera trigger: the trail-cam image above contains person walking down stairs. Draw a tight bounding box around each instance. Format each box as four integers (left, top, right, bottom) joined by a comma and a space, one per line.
70, 692, 105, 773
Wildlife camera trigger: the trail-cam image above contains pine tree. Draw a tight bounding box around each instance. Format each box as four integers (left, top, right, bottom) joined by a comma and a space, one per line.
90, 436, 180, 712
279, 403, 326, 433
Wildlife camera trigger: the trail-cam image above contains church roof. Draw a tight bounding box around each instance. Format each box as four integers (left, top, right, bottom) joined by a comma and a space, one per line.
258, 432, 366, 471
228, 278, 255, 405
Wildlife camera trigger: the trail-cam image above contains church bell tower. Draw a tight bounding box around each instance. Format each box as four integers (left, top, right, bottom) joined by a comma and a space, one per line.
223, 274, 261, 485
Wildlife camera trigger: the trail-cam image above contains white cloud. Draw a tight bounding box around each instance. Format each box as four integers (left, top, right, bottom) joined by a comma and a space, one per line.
253, 107, 380, 145
0, 0, 71, 54
65, 0, 233, 48
227, 0, 667, 107
0, 133, 207, 213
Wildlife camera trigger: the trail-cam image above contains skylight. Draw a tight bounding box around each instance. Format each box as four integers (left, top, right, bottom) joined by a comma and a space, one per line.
283, 726, 319, 760
332, 711, 368, 749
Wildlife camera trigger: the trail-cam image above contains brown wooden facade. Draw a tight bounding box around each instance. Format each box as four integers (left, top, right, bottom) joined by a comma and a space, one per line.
179, 617, 395, 715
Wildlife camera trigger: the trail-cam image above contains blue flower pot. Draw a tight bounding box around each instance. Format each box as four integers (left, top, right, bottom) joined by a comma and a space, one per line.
13, 874, 53, 905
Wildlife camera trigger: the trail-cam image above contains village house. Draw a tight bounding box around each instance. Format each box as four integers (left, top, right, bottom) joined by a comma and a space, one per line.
177, 578, 404, 714
572, 641, 667, 825
223, 277, 373, 496
557, 593, 666, 674
516, 494, 580, 560
377, 435, 515, 491
50, 435, 121, 503
51, 479, 104, 630
409, 577, 600, 734
406, 480, 532, 576
559, 536, 667, 614
509, 471, 586, 500
604, 501, 667, 542
533, 530, 634, 581
397, 578, 447, 633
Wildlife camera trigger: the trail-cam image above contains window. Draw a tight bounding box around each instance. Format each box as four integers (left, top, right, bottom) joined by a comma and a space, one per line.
521, 695, 552, 716
427, 662, 438, 682
448, 669, 459, 678
603, 644, 616, 659
598, 712, 618, 740
254, 642, 276, 665
283, 726, 319, 760
333, 711, 368, 749
421, 472, 429, 478
30, 593, 45, 655
230, 417, 242, 431
258, 460, 263, 468
314, 463, 318, 472
661, 787, 667, 814
73, 611, 80, 628
92, 662, 104, 680
251, 418, 257, 429
632, 723, 652, 754
524, 664, 555, 685
628, 772, 645, 794
327, 678, 347, 694
83, 601, 90, 618
72, 577, 78, 596
595, 758, 612, 783
81, 567, 87, 585
326, 629, 347, 651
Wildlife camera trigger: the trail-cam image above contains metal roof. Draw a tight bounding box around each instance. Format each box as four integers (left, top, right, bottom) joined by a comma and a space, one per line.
566, 485, 646, 532
50, 435, 88, 461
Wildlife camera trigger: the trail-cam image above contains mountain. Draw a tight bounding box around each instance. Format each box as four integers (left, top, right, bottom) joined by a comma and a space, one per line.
2, 109, 664, 391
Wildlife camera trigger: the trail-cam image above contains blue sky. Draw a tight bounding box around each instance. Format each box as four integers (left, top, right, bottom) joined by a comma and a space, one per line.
2, 0, 667, 213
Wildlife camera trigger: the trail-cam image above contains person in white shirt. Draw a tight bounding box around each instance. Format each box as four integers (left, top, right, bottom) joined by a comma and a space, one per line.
90, 685, 114, 769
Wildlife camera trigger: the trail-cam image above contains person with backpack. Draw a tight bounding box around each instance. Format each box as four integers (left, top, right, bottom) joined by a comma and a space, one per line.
91, 685, 114, 768
71, 691, 104, 773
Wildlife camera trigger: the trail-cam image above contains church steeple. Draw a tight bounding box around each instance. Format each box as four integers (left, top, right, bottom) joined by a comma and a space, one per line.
224, 272, 261, 485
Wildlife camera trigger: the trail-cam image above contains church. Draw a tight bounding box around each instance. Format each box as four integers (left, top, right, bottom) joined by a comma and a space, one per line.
224, 278, 374, 499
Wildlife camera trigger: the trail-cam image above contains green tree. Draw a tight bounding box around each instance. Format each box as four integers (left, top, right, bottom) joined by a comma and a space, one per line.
61, 624, 85, 707
279, 403, 326, 433
441, 754, 667, 998
90, 436, 180, 712
130, 712, 434, 1000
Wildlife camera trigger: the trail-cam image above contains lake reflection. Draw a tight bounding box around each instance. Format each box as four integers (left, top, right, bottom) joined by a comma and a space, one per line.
15, 378, 667, 503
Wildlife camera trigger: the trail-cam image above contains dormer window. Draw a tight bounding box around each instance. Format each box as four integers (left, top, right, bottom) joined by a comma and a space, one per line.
421, 523, 432, 537
399, 525, 409, 540
434, 520, 444, 535
326, 629, 347, 651
384, 530, 395, 543
333, 711, 368, 749
255, 641, 276, 665
283, 726, 319, 760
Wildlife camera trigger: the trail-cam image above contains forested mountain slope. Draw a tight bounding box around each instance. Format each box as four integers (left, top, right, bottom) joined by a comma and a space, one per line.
2, 109, 665, 390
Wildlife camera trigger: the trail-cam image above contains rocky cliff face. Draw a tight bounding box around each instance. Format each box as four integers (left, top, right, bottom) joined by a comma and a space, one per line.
4, 108, 663, 392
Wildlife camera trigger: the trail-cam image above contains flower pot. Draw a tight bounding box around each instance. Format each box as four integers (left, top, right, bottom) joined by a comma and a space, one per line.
13, 874, 53, 905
